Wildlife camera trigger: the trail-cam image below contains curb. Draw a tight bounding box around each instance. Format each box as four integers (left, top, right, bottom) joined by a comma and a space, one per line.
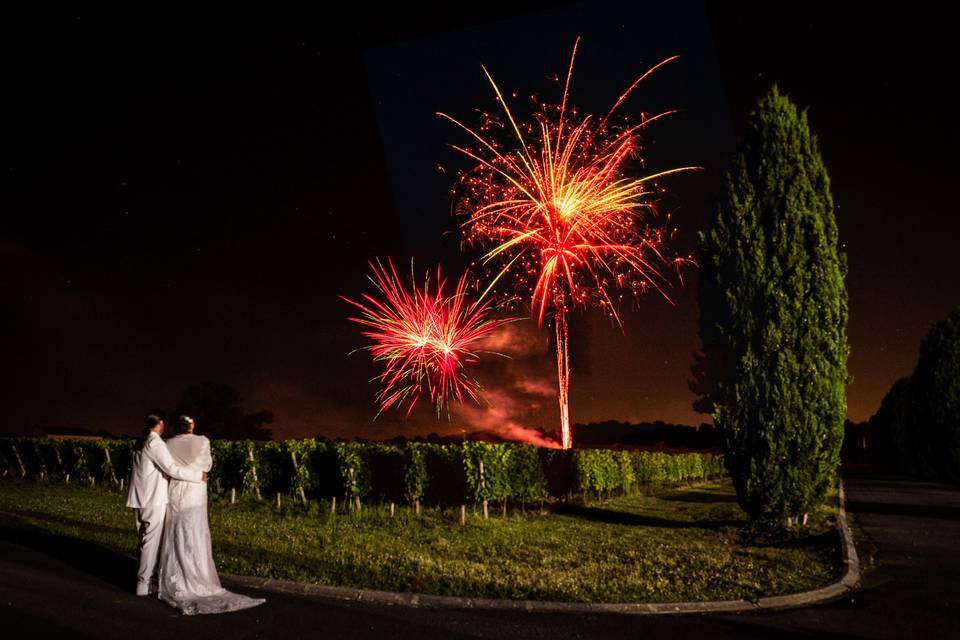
222, 479, 861, 616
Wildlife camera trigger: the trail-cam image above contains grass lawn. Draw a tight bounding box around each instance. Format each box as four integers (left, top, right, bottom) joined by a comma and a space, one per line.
0, 478, 840, 603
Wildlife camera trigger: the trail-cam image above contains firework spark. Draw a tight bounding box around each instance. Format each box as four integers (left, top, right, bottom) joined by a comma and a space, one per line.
440, 38, 698, 449
342, 259, 512, 418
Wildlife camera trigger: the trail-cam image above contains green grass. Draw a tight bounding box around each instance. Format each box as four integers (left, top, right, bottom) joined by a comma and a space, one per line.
0, 478, 840, 603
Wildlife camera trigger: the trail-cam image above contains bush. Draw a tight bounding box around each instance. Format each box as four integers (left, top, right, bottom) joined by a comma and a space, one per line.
403, 444, 429, 506
335, 442, 372, 502
19, 439, 51, 479
367, 443, 407, 504
107, 440, 135, 481
210, 440, 246, 491
286, 439, 316, 501
259, 441, 294, 497
462, 441, 513, 503
422, 444, 469, 507
61, 441, 91, 481
510, 445, 548, 503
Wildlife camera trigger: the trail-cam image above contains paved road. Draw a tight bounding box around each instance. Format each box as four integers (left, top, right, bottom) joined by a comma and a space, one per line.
2, 468, 958, 639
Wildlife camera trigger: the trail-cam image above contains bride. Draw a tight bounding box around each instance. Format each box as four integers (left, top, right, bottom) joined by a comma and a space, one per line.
158, 415, 265, 615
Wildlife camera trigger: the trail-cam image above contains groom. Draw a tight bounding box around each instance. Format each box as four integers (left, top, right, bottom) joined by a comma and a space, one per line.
126, 411, 207, 596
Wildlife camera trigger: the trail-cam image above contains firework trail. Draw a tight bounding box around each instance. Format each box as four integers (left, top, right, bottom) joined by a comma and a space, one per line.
440, 38, 698, 449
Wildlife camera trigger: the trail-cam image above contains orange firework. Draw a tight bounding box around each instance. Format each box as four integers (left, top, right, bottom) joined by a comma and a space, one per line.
440, 38, 698, 449
342, 259, 512, 418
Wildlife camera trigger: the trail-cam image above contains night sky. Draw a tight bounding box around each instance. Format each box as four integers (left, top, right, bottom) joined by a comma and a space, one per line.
3, 4, 958, 441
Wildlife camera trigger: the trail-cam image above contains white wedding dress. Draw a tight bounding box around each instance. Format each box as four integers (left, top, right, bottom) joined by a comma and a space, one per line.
158, 434, 265, 615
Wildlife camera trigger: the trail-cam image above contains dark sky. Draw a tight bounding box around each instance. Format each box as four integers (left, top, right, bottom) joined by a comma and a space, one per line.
3, 4, 958, 441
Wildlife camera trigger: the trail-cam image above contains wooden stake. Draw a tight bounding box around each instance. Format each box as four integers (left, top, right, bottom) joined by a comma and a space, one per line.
13, 448, 26, 478
482, 500, 488, 519
330, 496, 337, 516
459, 504, 466, 526
230, 488, 236, 504
390, 502, 395, 518
276, 493, 282, 509
247, 448, 261, 499
104, 447, 118, 486
291, 450, 308, 505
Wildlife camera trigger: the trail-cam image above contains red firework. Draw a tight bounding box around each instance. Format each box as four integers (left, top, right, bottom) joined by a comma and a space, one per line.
440, 38, 698, 449
342, 259, 512, 417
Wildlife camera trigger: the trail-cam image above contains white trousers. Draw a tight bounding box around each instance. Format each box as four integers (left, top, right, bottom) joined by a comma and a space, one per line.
135, 503, 166, 585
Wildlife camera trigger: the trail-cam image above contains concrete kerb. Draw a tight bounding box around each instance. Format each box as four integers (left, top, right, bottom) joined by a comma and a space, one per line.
222, 478, 861, 616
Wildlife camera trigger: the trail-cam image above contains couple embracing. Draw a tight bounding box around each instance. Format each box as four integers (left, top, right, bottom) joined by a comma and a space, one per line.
125, 411, 264, 615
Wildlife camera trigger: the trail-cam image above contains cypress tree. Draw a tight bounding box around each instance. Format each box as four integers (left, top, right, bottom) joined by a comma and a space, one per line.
693, 85, 849, 526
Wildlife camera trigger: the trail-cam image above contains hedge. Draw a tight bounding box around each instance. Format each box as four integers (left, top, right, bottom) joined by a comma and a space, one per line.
0, 438, 724, 507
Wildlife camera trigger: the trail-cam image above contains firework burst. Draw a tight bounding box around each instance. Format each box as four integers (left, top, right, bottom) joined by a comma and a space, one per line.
342, 259, 512, 418
440, 38, 698, 449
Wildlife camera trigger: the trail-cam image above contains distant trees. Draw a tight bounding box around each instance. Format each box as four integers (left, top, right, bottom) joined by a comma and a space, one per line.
911, 308, 960, 479
693, 86, 849, 526
869, 377, 913, 470
175, 382, 273, 440
571, 421, 720, 449
872, 307, 960, 480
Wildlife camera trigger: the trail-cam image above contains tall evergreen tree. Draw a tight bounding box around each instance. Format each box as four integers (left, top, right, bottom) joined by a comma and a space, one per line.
692, 86, 849, 525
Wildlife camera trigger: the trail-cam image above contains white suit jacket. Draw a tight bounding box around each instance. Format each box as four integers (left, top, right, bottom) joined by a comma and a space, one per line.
125, 432, 203, 508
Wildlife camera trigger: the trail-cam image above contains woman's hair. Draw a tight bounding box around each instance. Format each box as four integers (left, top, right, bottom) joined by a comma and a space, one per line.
177, 415, 196, 434
135, 410, 166, 451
